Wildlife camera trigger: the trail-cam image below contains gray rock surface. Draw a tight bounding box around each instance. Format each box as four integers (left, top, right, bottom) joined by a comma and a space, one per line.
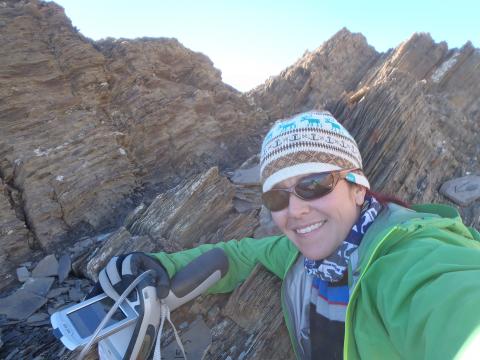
16, 267, 30, 282
31, 255, 59, 278
26, 312, 49, 323
47, 287, 69, 299
162, 316, 212, 359
0, 289, 47, 320
440, 175, 480, 206
68, 287, 84, 302
57, 254, 71, 283
22, 277, 55, 297
231, 164, 261, 186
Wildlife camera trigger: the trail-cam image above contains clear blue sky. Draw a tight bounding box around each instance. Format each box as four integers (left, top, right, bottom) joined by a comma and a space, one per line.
53, 0, 479, 92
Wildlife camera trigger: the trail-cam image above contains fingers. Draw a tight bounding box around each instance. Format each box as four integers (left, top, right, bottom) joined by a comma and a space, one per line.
126, 253, 171, 299
99, 252, 171, 301
98, 256, 125, 300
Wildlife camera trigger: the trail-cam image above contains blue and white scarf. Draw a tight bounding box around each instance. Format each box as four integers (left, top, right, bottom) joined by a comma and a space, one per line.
304, 195, 382, 282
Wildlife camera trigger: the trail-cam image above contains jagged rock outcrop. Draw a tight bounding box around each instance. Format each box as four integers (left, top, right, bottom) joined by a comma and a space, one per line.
0, 0, 268, 289
249, 28, 381, 120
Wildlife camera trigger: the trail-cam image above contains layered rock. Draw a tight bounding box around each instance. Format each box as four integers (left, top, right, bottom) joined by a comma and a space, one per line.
0, 0, 268, 287
96, 37, 267, 186
249, 28, 381, 120
0, 0, 137, 286
333, 33, 479, 207
0, 166, 285, 359
0, 179, 34, 289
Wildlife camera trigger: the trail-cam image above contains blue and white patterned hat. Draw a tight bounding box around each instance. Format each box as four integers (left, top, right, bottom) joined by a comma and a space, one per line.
260, 110, 370, 192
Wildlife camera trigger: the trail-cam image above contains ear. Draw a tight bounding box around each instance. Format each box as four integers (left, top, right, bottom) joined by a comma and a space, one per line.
353, 185, 367, 206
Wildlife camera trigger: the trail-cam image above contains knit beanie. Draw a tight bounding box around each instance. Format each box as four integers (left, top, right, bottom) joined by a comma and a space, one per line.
260, 110, 370, 192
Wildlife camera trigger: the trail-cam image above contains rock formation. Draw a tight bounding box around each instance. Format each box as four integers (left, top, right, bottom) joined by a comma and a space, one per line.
0, 0, 268, 290
0, 0, 479, 359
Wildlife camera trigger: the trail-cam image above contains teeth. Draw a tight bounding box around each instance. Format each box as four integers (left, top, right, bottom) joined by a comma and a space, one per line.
296, 221, 326, 234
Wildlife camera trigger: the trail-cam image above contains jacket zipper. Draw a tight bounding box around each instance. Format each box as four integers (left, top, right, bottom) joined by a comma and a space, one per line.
343, 227, 398, 359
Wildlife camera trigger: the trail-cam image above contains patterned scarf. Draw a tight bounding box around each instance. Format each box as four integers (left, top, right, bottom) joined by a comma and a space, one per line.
304, 195, 382, 282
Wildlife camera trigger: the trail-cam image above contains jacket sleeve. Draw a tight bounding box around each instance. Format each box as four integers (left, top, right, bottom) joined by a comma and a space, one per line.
150, 235, 298, 294
354, 224, 480, 360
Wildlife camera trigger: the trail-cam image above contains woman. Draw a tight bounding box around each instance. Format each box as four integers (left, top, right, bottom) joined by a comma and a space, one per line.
100, 110, 480, 359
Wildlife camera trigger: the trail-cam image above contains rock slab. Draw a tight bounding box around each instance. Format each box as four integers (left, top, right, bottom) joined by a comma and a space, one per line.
31, 255, 59, 278
440, 175, 480, 206
0, 289, 47, 320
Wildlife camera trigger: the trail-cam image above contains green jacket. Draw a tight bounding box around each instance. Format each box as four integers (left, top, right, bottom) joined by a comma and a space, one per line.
152, 203, 480, 359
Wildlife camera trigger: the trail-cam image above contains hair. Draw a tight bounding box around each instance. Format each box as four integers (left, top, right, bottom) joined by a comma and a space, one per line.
366, 189, 410, 208
346, 181, 410, 208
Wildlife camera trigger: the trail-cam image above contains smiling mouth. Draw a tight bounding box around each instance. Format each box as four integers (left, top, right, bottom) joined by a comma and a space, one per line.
295, 220, 327, 234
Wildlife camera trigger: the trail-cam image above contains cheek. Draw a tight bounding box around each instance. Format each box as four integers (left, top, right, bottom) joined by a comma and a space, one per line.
271, 210, 287, 231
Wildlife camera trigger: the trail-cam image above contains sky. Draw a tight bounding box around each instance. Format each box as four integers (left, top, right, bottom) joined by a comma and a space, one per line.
53, 0, 479, 92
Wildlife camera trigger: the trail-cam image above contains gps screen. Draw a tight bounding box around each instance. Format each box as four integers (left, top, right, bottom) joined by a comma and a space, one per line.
67, 297, 127, 338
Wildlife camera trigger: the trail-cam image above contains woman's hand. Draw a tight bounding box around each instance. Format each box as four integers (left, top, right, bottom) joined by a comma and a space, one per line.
98, 252, 170, 300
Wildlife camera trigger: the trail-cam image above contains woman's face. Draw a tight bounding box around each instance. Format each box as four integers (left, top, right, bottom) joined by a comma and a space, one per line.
270, 175, 366, 260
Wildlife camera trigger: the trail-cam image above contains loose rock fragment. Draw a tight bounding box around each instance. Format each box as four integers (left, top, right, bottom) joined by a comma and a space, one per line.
57, 254, 71, 283
440, 175, 480, 206
32, 255, 59, 278
46, 287, 69, 299
22, 277, 55, 297
0, 289, 47, 320
16, 267, 30, 282
26, 312, 49, 323
68, 287, 85, 302
230, 164, 261, 185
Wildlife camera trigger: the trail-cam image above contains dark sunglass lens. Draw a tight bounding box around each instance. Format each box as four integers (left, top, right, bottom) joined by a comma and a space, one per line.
296, 173, 334, 199
262, 190, 290, 211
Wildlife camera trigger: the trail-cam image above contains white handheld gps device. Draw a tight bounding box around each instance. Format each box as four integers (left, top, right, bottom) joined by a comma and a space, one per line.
51, 248, 229, 360
51, 293, 137, 350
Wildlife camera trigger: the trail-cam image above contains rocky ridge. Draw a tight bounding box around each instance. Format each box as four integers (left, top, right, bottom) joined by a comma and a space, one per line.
1, 1, 479, 359
0, 0, 268, 290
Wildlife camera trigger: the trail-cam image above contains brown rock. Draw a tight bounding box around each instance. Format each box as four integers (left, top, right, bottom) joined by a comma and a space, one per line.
0, 0, 137, 253
249, 28, 380, 120
221, 265, 294, 359
0, 0, 269, 278
129, 167, 235, 247
83, 227, 159, 281
0, 180, 34, 291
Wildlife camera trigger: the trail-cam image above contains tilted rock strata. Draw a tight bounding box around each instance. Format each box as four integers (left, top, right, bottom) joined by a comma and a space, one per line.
96, 37, 268, 186
0, 180, 34, 289
333, 33, 479, 205
0, 0, 137, 258
249, 28, 381, 120
0, 0, 268, 286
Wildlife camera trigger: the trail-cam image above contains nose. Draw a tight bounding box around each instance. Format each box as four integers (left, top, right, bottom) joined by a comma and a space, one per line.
287, 193, 310, 217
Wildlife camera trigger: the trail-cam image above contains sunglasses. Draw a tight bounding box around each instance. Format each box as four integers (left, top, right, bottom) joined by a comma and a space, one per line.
262, 168, 360, 212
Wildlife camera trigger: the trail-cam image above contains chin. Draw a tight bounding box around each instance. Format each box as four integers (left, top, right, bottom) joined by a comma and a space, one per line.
304, 252, 328, 261
297, 245, 329, 260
